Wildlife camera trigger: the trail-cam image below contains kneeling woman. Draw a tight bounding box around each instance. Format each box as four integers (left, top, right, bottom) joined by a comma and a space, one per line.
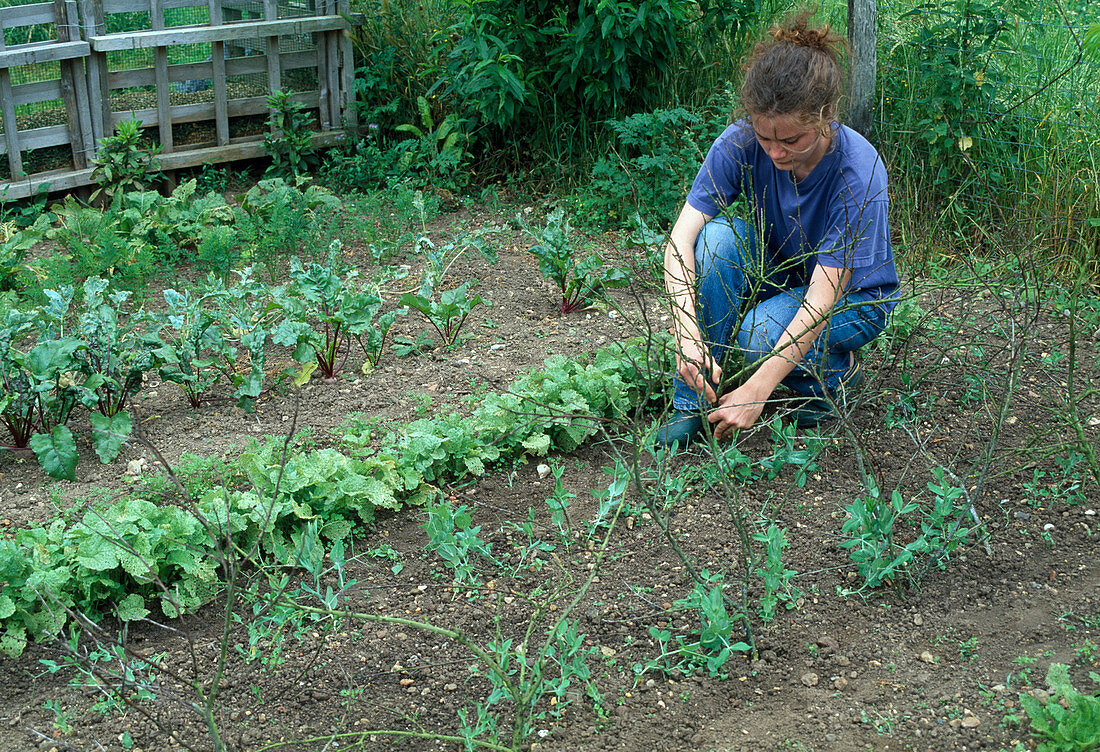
659, 13, 898, 447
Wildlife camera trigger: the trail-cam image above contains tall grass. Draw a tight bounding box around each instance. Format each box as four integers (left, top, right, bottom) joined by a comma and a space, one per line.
874, 0, 1100, 276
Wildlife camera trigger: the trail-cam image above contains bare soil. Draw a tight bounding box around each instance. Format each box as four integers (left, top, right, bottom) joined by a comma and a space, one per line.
0, 201, 1098, 752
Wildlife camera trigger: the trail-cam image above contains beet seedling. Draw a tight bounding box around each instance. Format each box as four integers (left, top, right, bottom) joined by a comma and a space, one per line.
522, 208, 631, 313
400, 278, 489, 348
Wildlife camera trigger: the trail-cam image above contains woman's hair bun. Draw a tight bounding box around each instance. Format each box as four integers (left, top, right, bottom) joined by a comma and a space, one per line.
771, 21, 834, 52
768, 12, 843, 56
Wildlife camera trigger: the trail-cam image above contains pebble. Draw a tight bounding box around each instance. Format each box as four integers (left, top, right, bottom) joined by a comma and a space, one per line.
913, 614, 924, 626
919, 651, 936, 664
800, 672, 819, 687
833, 677, 848, 691
1044, 523, 1055, 531
1086, 509, 1096, 516
1014, 511, 1031, 520
537, 463, 551, 479
490, 344, 506, 351
444, 683, 457, 691
961, 716, 981, 728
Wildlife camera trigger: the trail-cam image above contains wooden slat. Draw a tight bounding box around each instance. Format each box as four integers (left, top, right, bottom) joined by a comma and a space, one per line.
0, 130, 344, 199
151, 0, 173, 151
0, 3, 59, 28
89, 15, 350, 50
54, 0, 87, 169
0, 33, 25, 177
0, 124, 74, 155
106, 90, 318, 129
11, 79, 65, 106
105, 50, 316, 88
103, 0, 207, 13
0, 41, 90, 68
208, 0, 229, 145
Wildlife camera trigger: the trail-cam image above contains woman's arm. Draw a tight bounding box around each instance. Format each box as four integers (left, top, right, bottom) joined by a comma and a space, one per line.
708, 262, 851, 439
664, 203, 718, 403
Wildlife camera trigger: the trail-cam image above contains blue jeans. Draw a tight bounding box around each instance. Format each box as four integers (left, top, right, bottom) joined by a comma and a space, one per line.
672, 217, 886, 411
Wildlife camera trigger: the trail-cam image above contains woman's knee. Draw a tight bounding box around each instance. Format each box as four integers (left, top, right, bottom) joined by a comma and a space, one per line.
694, 216, 755, 276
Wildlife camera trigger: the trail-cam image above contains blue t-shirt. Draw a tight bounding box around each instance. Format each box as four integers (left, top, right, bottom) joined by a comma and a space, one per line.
686, 120, 898, 309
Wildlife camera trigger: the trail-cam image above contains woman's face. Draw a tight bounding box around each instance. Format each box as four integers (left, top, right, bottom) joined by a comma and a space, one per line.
751, 114, 831, 179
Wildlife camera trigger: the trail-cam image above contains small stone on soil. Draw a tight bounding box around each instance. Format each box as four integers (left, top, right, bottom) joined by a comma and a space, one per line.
800, 672, 819, 687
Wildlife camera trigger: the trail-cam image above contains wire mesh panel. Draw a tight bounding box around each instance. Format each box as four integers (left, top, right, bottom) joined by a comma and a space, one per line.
0, 0, 355, 198
0, 0, 92, 181
875, 0, 1100, 256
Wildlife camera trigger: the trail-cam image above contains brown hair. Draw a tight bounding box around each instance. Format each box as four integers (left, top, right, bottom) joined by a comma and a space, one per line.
739, 11, 849, 135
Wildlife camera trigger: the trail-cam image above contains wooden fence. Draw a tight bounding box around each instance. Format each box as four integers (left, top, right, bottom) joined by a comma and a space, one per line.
0, 0, 357, 201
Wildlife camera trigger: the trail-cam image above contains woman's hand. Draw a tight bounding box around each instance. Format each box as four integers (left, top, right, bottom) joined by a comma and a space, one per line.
707, 381, 769, 439
676, 338, 721, 405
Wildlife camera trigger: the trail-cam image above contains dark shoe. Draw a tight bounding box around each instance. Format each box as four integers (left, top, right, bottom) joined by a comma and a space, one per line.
790, 354, 863, 427
842, 351, 864, 392
655, 410, 704, 449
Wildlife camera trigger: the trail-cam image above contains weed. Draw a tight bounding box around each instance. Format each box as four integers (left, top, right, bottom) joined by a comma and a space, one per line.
263, 90, 320, 178
90, 117, 164, 204
423, 499, 495, 585
41, 699, 73, 734
394, 96, 471, 192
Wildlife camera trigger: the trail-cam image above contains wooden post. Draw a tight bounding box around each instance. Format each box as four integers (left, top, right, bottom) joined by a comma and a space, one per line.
847, 0, 877, 138
52, 0, 88, 170
79, 0, 111, 151
324, 0, 339, 128
264, 0, 280, 134
0, 30, 25, 177
65, 0, 95, 168
208, 0, 229, 145
315, 0, 330, 129
151, 0, 173, 152
337, 0, 355, 130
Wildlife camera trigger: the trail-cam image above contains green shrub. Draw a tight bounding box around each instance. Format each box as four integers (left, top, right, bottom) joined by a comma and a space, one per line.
263, 90, 321, 178
445, 0, 690, 135
570, 106, 726, 231
90, 118, 164, 204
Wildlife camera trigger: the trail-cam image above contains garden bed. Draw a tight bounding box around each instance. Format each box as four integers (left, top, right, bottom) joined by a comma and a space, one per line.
0, 196, 1097, 752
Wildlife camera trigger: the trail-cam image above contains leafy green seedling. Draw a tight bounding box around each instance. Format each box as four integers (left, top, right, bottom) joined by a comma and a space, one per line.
400, 279, 489, 348
272, 239, 401, 379
1019, 663, 1100, 752
522, 207, 631, 313
147, 287, 229, 408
